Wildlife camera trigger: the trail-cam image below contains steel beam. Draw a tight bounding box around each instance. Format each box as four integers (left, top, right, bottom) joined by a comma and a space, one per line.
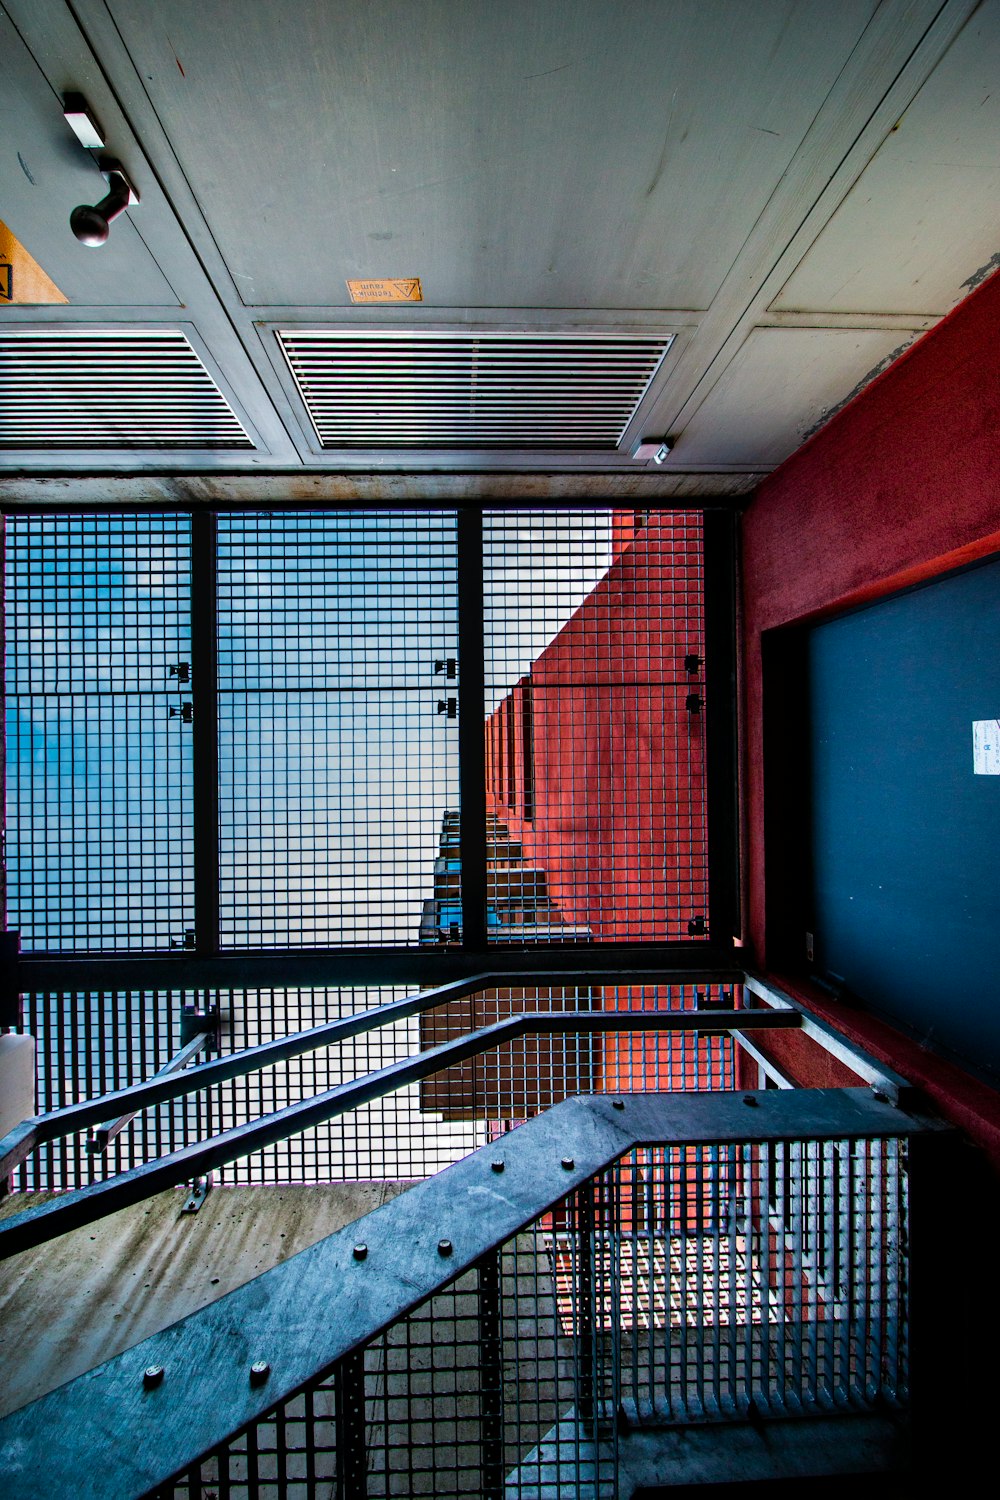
742, 971, 912, 1103
457, 506, 488, 950
11, 947, 743, 993
190, 509, 220, 955
703, 509, 740, 947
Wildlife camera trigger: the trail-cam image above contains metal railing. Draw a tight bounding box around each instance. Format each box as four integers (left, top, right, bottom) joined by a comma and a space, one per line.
0, 971, 908, 1254
0, 1086, 930, 1500
0, 1008, 762, 1258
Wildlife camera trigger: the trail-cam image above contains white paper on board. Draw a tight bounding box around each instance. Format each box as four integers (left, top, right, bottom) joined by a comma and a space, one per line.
972, 720, 1000, 774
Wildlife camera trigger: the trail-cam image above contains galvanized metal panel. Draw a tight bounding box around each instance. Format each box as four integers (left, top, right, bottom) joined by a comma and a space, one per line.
673, 328, 911, 467
104, 0, 877, 311
774, 6, 1000, 316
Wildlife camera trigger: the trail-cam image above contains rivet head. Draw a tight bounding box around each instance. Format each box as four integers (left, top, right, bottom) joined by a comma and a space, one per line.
561, 1157, 575, 1170
743, 1095, 759, 1107
143, 1365, 164, 1389
491, 1159, 505, 1173
612, 1099, 626, 1110
353, 1243, 368, 1261
249, 1360, 270, 1386
438, 1238, 453, 1257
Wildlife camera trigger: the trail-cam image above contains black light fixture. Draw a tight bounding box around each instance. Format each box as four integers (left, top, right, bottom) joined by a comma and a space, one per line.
70, 158, 139, 246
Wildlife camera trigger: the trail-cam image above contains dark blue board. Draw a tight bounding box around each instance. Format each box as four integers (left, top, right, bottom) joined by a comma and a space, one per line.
807, 553, 1000, 1083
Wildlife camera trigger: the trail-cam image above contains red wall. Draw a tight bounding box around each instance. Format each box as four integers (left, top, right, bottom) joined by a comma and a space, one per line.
742, 267, 1000, 1153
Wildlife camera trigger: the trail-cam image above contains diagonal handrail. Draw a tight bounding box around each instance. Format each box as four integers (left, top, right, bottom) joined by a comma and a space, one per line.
0, 1004, 801, 1259
0, 1086, 925, 1500
0, 967, 740, 1180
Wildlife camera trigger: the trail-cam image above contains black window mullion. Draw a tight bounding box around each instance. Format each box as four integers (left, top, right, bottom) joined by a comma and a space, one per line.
191, 508, 220, 956
457, 508, 487, 951
702, 508, 740, 949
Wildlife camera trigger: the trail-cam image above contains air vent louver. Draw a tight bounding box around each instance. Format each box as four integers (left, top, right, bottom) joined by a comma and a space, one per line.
0, 329, 252, 448
278, 330, 672, 449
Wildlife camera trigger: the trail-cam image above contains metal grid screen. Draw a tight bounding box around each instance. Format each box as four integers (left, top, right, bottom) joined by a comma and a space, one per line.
217, 511, 459, 947
4, 515, 194, 950
164, 1134, 907, 1499
584, 1140, 908, 1426
483, 508, 708, 943
9, 985, 736, 1192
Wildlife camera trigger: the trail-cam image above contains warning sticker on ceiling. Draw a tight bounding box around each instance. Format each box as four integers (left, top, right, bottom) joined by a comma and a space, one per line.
0, 217, 68, 304
346, 277, 422, 304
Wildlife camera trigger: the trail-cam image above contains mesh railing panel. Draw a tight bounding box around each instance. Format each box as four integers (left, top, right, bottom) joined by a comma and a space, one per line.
482, 508, 707, 944
585, 1140, 908, 1425
4, 515, 194, 950
165, 1225, 612, 1500
162, 1131, 907, 1499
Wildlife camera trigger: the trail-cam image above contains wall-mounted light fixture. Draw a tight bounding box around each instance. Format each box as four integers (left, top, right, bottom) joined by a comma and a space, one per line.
70, 158, 140, 247
63, 92, 139, 246
629, 436, 672, 463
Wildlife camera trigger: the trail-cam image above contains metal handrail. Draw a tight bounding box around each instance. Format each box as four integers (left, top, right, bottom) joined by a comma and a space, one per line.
0, 967, 743, 1179
0, 1003, 800, 1259
87, 1032, 213, 1155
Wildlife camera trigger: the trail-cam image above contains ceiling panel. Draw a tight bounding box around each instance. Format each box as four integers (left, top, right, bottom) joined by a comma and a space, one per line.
672, 327, 910, 467
773, 7, 1000, 317
106, 0, 874, 311
0, 9, 176, 307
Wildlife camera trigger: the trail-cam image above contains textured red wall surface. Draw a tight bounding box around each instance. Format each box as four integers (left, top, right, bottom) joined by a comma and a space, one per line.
742, 267, 1000, 1153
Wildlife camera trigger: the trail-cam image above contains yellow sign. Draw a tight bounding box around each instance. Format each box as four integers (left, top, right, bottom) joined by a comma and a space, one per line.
347, 277, 422, 304
0, 218, 68, 305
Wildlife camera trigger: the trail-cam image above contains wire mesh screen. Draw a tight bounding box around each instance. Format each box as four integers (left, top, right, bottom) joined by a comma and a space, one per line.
165, 1217, 614, 1500
213, 987, 480, 1185
580, 1140, 908, 1426
11, 990, 201, 1192
217, 511, 459, 947
8, 985, 737, 1192
4, 515, 194, 949
483, 508, 707, 944
163, 1128, 906, 1500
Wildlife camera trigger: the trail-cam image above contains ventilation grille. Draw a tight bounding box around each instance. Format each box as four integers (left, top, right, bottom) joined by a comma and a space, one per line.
278, 330, 672, 449
0, 329, 252, 449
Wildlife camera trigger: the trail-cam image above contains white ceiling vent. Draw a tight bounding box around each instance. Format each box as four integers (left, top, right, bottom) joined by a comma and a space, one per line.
0, 329, 252, 449
278, 330, 673, 449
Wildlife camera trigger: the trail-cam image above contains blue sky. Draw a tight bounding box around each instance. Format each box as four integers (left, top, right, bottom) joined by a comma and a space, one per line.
6, 507, 612, 951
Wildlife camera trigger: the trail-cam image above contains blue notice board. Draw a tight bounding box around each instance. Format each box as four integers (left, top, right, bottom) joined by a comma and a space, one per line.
806, 552, 1000, 1082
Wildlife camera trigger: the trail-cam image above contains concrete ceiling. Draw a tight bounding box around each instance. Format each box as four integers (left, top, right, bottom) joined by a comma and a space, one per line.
1, 0, 997, 496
